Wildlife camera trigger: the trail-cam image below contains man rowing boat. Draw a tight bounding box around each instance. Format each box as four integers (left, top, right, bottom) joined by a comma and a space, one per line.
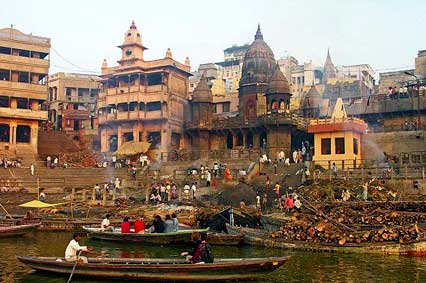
65, 233, 93, 264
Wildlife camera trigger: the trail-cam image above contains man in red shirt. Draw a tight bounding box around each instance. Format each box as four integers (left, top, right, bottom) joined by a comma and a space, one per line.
134, 216, 145, 233
121, 216, 131, 233
284, 195, 294, 212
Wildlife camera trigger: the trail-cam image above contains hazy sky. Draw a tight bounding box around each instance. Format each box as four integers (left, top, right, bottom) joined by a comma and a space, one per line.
1, 0, 425, 75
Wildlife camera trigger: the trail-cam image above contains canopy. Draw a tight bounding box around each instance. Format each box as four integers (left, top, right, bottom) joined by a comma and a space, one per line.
19, 200, 67, 208
115, 141, 150, 156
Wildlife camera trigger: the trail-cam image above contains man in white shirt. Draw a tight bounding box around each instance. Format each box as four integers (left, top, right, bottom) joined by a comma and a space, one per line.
101, 214, 112, 231
65, 233, 92, 263
206, 170, 212, 187
191, 183, 197, 200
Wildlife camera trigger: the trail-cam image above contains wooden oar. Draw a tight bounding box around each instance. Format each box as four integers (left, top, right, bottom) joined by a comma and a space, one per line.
67, 250, 82, 283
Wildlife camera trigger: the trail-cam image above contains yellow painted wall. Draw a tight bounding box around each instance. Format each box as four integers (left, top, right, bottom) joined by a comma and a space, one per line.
313, 130, 362, 169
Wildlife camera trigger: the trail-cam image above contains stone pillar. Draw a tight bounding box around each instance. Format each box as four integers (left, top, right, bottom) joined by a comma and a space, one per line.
8, 124, 13, 144
31, 100, 38, 111
100, 128, 108, 152
117, 125, 123, 149
10, 98, 17, 109
160, 125, 170, 151
30, 125, 38, 152
133, 123, 139, 142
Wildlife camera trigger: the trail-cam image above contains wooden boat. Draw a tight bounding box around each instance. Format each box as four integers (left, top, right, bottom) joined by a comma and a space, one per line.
0, 223, 40, 237
227, 225, 426, 256
83, 226, 210, 244
207, 232, 244, 246
0, 217, 120, 231
17, 255, 290, 281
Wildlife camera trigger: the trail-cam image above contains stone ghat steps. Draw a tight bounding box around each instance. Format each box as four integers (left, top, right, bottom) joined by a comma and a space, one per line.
38, 131, 81, 157
251, 162, 305, 188
0, 167, 152, 189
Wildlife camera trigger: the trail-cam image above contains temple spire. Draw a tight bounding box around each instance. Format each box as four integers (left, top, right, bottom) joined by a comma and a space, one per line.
255, 23, 263, 40
323, 48, 337, 84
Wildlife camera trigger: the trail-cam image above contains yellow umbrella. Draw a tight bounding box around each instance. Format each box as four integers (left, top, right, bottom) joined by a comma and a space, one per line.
19, 200, 67, 208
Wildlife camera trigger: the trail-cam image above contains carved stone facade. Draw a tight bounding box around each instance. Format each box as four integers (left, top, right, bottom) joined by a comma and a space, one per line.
97, 22, 191, 155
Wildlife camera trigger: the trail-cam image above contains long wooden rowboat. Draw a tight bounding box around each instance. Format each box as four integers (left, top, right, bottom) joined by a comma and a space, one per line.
83, 226, 210, 244
17, 256, 290, 281
228, 225, 426, 256
207, 232, 244, 246
0, 223, 40, 237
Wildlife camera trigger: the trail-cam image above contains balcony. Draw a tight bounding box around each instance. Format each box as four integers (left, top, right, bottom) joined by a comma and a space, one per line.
62, 109, 90, 120
0, 54, 49, 73
0, 80, 47, 100
0, 107, 47, 120
98, 110, 165, 125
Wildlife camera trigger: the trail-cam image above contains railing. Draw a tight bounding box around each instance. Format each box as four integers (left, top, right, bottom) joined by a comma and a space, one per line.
160, 148, 261, 163
0, 30, 50, 44
185, 112, 304, 130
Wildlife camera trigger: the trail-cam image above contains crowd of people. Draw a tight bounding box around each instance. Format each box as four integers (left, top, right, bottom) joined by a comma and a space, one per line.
0, 157, 22, 168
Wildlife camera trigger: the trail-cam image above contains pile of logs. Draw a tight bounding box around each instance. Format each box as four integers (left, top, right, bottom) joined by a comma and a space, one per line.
272, 214, 423, 245
59, 150, 99, 167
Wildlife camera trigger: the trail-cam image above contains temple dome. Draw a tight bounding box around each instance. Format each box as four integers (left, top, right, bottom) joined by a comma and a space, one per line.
239, 25, 276, 94
265, 68, 291, 95
192, 75, 212, 103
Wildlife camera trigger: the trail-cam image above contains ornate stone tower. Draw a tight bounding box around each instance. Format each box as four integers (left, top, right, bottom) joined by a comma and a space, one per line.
301, 84, 321, 118
190, 74, 213, 158
265, 67, 292, 113
239, 25, 276, 120
118, 21, 147, 65
191, 74, 213, 125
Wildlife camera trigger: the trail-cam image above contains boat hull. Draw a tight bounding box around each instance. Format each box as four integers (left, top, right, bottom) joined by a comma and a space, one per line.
17, 256, 290, 281
84, 227, 210, 244
228, 225, 426, 256
0, 223, 40, 238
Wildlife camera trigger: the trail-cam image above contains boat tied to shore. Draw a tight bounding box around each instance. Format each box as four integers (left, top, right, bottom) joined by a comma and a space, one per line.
0, 223, 40, 237
83, 226, 210, 244
227, 225, 426, 256
17, 255, 290, 281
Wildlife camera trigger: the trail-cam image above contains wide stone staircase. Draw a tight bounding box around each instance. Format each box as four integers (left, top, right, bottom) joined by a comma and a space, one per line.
0, 166, 155, 192
37, 131, 81, 157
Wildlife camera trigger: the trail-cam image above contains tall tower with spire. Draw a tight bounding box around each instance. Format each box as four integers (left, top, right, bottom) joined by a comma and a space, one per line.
118, 21, 148, 65
322, 48, 337, 84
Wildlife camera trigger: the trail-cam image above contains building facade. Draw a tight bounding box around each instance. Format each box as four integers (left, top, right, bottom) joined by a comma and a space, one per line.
186, 25, 304, 159
0, 27, 50, 154
97, 21, 191, 154
48, 72, 100, 136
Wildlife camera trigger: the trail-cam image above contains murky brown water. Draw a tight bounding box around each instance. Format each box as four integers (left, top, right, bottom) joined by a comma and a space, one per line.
1, 231, 426, 282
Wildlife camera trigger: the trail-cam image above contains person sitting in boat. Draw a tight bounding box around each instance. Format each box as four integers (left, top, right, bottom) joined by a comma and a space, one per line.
134, 216, 145, 233
146, 215, 165, 233
101, 214, 113, 231
172, 213, 179, 232
121, 216, 131, 233
164, 214, 174, 233
180, 232, 214, 264
65, 233, 92, 264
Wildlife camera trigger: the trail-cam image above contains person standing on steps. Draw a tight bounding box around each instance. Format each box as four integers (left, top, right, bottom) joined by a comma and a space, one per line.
30, 163, 35, 176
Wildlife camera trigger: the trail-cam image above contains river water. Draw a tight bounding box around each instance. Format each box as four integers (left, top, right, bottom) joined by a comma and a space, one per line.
1, 231, 426, 282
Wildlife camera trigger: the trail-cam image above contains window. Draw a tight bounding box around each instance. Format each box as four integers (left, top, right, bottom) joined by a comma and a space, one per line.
223, 102, 230, 113
212, 104, 217, 113
335, 137, 345, 154
147, 101, 161, 111
353, 138, 358, 155
321, 138, 331, 155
